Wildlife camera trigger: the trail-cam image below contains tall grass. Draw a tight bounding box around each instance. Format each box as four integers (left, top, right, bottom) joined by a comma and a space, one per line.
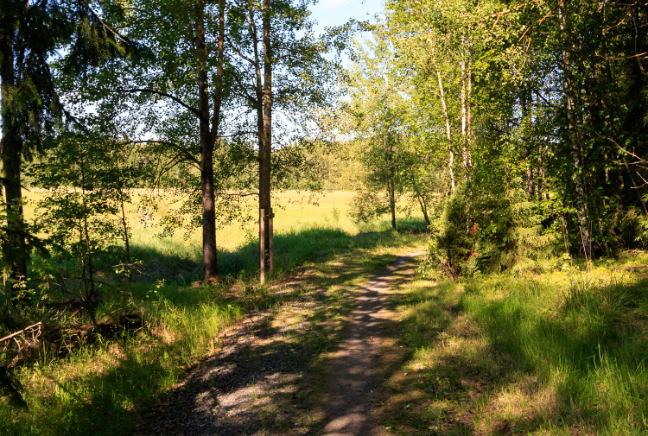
0, 283, 241, 435
386, 251, 648, 434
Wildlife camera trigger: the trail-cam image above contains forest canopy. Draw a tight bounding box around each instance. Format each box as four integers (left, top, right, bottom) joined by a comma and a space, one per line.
1, 0, 646, 331
342, 0, 647, 275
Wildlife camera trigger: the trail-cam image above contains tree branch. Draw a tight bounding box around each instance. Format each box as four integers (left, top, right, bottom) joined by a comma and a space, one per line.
116, 88, 200, 116
217, 191, 259, 198
122, 139, 200, 167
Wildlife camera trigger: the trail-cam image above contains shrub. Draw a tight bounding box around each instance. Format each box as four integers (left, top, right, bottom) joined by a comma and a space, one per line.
434, 187, 475, 278
620, 207, 648, 249
432, 182, 519, 278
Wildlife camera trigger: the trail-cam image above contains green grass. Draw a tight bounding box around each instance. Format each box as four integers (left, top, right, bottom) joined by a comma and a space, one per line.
0, 279, 239, 435
14, 188, 647, 434
25, 189, 423, 283
383, 251, 648, 434
1, 188, 425, 435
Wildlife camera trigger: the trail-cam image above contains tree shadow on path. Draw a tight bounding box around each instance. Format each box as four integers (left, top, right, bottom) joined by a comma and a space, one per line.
136, 250, 423, 435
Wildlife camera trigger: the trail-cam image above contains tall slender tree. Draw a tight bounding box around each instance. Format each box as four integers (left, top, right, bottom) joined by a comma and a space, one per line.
99, 0, 229, 283
193, 0, 227, 282
228, 0, 333, 282
0, 1, 128, 319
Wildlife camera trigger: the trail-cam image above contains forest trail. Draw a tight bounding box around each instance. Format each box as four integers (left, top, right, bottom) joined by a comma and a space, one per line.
319, 254, 421, 435
137, 249, 423, 435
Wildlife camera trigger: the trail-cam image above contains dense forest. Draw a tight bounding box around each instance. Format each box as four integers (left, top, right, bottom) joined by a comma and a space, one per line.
1, 0, 647, 434
346, 0, 648, 267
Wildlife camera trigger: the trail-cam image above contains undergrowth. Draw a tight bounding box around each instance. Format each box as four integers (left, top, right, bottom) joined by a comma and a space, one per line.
386, 250, 648, 434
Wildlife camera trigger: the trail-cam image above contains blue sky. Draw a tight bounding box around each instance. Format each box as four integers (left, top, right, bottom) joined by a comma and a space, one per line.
310, 0, 385, 31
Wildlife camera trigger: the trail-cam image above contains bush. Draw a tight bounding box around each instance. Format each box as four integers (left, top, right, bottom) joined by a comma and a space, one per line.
620, 207, 648, 249
351, 189, 390, 223
434, 187, 475, 278
430, 181, 519, 278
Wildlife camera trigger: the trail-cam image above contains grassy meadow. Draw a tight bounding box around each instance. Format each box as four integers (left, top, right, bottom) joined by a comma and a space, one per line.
3, 188, 647, 435
23, 189, 421, 281
1, 189, 422, 435
126, 190, 364, 252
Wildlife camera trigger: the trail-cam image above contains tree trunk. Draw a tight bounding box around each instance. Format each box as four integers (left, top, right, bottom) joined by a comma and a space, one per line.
435, 67, 455, 194
520, 90, 537, 200
466, 54, 473, 168
248, 7, 266, 283
194, 0, 219, 283
1, 141, 27, 283
79, 155, 98, 324
526, 166, 535, 198
558, 0, 591, 260
386, 136, 397, 231
459, 44, 473, 173
411, 176, 430, 226
0, 10, 28, 301
460, 55, 468, 170
258, 0, 273, 283
537, 167, 545, 201
119, 191, 132, 281
388, 178, 397, 231
419, 197, 430, 227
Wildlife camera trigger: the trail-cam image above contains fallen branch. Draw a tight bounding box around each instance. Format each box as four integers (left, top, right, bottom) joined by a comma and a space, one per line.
0, 322, 43, 352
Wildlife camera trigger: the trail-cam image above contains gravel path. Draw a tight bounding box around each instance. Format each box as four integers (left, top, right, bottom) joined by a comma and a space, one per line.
320, 254, 421, 436
137, 251, 421, 435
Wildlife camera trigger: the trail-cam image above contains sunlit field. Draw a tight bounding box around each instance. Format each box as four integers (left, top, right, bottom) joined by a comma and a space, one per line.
21, 189, 424, 282
1, 189, 424, 435
24, 189, 417, 253
25, 189, 363, 246
127, 190, 366, 252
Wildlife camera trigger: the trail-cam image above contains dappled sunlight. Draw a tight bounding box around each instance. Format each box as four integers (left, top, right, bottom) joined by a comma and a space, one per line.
475, 376, 560, 433
383, 254, 648, 434
2, 219, 424, 434
135, 242, 424, 435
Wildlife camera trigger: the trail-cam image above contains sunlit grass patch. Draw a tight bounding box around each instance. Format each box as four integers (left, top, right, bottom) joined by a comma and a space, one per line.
1, 282, 243, 435
386, 250, 648, 434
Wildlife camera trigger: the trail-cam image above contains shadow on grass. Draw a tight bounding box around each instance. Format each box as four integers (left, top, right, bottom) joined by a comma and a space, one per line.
129, 221, 427, 283
138, 252, 421, 435
383, 274, 648, 434
28, 218, 428, 291
1, 224, 424, 435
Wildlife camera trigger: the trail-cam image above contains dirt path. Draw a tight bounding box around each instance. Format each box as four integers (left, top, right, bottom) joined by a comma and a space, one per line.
319, 254, 421, 436
137, 250, 422, 435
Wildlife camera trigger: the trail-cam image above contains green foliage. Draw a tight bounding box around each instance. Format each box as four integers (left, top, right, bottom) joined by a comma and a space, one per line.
342, 32, 438, 227
1, 0, 647, 433
378, 0, 648, 264
619, 207, 648, 249
0, 220, 419, 435
433, 187, 474, 277
390, 252, 648, 433
351, 189, 390, 223
432, 178, 518, 278
26, 131, 138, 322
